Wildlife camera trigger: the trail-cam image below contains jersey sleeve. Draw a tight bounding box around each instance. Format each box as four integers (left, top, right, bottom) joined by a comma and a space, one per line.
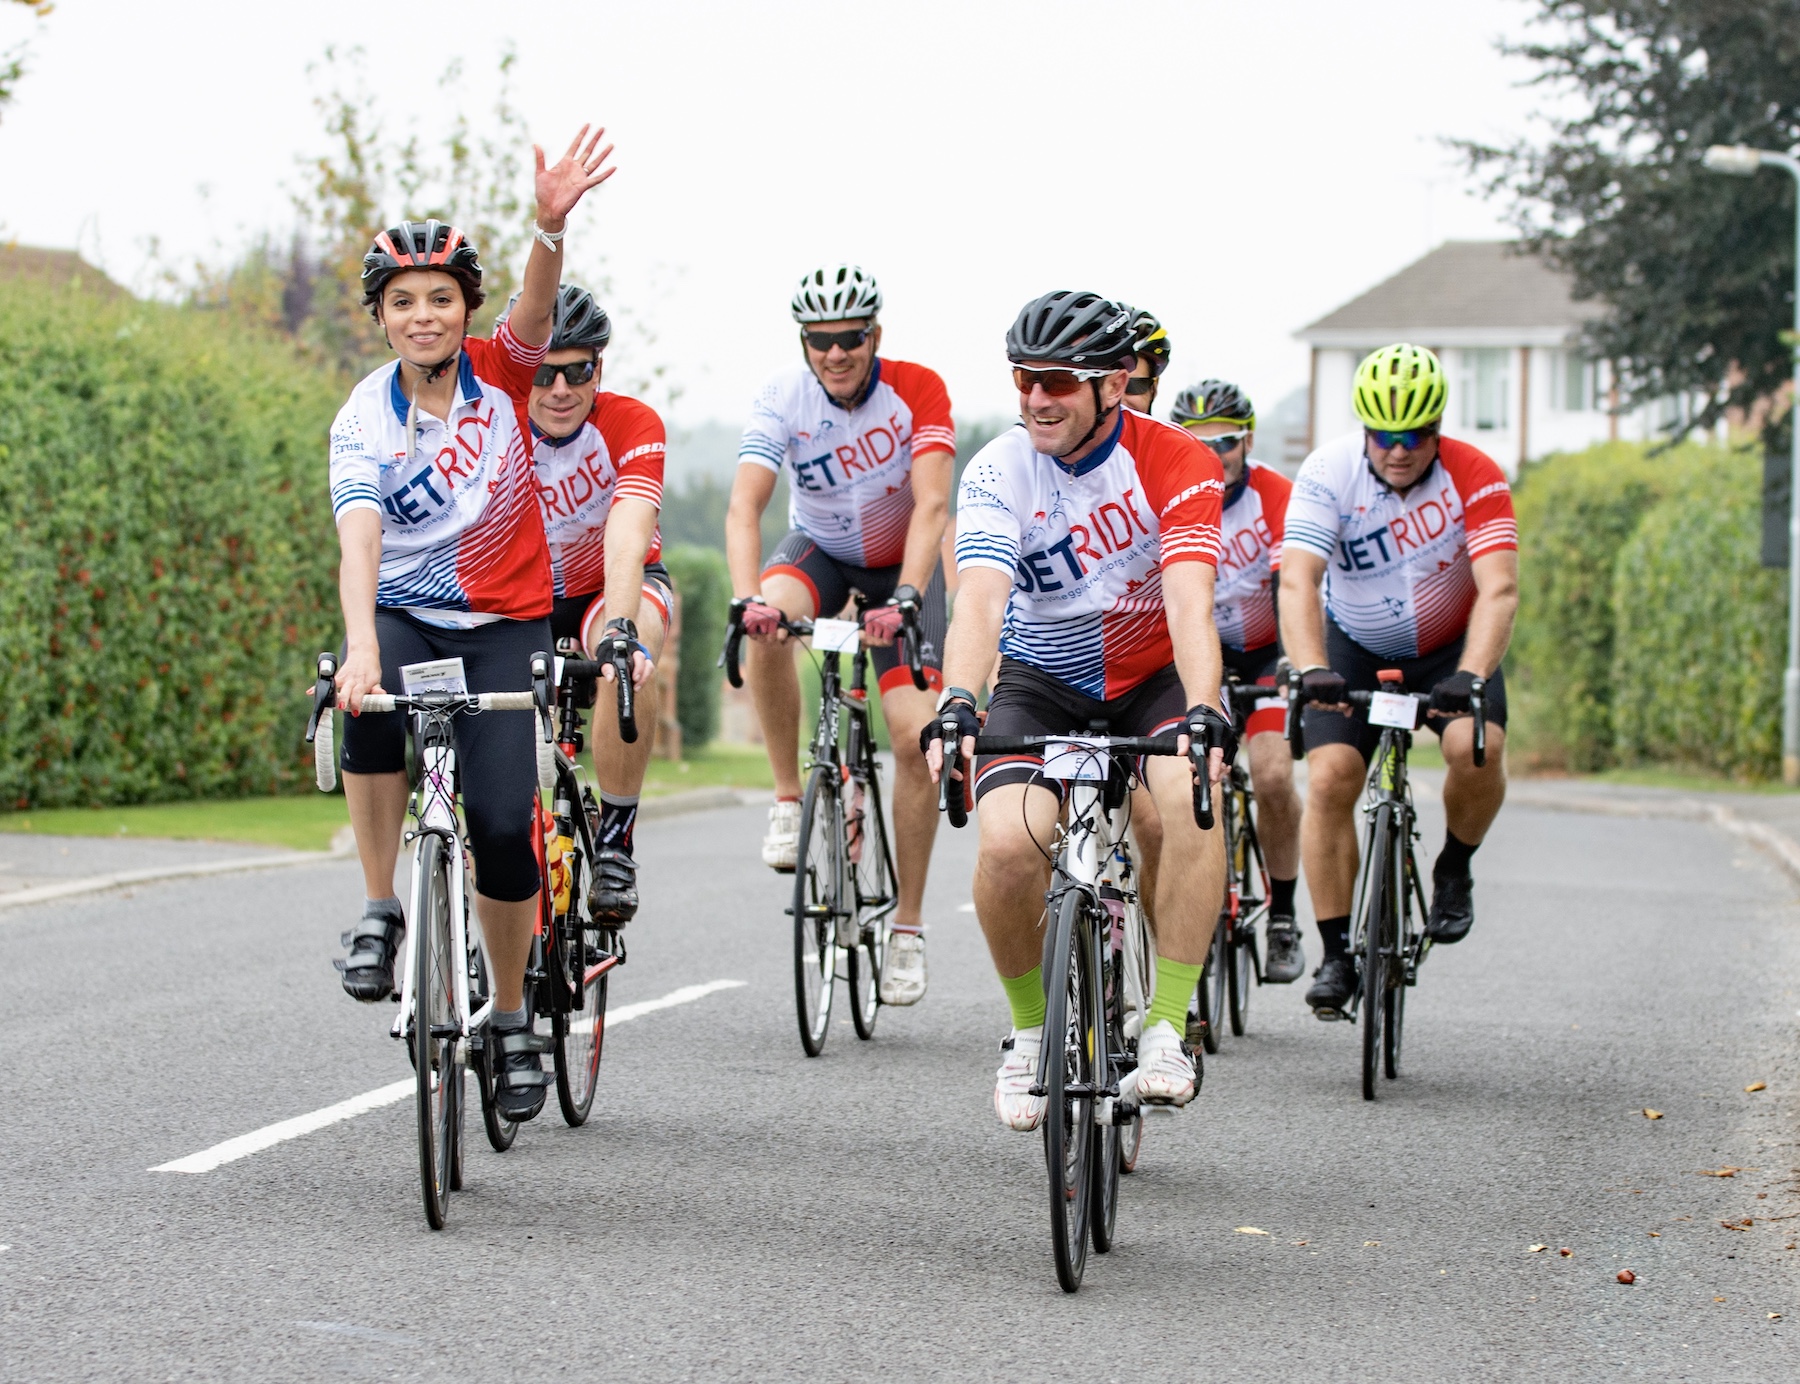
595, 394, 667, 509
1282, 450, 1343, 562
737, 379, 789, 474
464, 320, 544, 403
1134, 422, 1223, 568
1248, 464, 1292, 570
328, 395, 382, 521
883, 359, 956, 457
1438, 439, 1518, 558
952, 440, 1022, 576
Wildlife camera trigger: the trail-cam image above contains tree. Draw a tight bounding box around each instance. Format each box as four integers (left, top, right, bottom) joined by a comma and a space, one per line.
0, 0, 51, 122
1461, 1, 1800, 449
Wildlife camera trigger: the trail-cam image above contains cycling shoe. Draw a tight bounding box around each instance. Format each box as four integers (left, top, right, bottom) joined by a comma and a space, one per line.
588, 847, 640, 924
1305, 953, 1357, 1018
1426, 865, 1474, 944
335, 907, 404, 1003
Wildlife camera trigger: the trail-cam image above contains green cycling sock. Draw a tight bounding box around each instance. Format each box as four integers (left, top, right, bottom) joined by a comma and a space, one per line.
998, 966, 1046, 1031
1146, 957, 1203, 1034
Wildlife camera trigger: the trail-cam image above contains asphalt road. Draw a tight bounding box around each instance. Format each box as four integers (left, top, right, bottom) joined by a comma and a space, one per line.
4, 783, 1800, 1382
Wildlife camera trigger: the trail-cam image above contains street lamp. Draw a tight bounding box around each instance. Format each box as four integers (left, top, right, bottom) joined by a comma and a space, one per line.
1705, 143, 1800, 784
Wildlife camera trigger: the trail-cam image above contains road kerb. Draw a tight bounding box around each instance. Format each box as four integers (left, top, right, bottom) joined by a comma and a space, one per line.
1508, 786, 1800, 884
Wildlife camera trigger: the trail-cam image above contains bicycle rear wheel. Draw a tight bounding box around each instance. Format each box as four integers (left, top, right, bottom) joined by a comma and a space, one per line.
1119, 888, 1152, 1174
470, 946, 517, 1153
1227, 790, 1261, 1037
1194, 919, 1227, 1055
554, 791, 608, 1125
1360, 807, 1394, 1103
1044, 888, 1095, 1293
847, 767, 895, 1041
414, 835, 460, 1229
1091, 912, 1122, 1254
793, 765, 841, 1057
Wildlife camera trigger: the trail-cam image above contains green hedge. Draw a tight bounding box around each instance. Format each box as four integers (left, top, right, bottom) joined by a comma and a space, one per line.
660, 544, 729, 750
0, 282, 343, 807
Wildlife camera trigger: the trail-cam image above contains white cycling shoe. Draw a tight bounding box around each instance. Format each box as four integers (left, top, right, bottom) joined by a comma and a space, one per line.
994, 1027, 1046, 1131
761, 799, 800, 872
1134, 1019, 1198, 1106
879, 931, 927, 1006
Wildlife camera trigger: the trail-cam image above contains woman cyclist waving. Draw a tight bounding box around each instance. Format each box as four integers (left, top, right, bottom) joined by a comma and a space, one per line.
329, 126, 613, 1124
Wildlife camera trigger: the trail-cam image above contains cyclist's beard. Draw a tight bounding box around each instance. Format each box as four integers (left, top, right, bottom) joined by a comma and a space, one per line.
1046, 381, 1116, 461
813, 357, 875, 409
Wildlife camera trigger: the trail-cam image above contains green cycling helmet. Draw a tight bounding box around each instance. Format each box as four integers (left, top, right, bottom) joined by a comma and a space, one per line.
1352, 343, 1447, 430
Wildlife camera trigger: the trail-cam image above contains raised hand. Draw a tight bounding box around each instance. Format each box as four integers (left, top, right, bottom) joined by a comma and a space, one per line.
534, 123, 616, 228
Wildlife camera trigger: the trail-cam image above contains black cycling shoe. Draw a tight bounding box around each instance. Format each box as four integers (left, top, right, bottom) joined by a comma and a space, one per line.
1426, 865, 1475, 944
1263, 917, 1306, 984
587, 847, 639, 923
1305, 954, 1357, 1017
335, 910, 404, 1002
491, 1024, 552, 1121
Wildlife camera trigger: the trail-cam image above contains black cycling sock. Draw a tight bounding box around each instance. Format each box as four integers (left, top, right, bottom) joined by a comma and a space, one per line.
1269, 877, 1297, 919
363, 895, 403, 922
1437, 831, 1478, 878
1317, 914, 1351, 958
598, 792, 640, 854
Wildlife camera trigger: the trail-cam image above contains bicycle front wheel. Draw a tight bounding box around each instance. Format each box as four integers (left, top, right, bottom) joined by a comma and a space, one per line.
793, 766, 841, 1057
1194, 918, 1227, 1055
414, 835, 460, 1229
1359, 806, 1395, 1103
1383, 832, 1411, 1081
554, 788, 608, 1125
846, 767, 895, 1040
470, 945, 517, 1153
1044, 888, 1095, 1293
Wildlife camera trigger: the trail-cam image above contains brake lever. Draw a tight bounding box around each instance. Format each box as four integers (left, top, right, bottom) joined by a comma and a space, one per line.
306, 652, 337, 743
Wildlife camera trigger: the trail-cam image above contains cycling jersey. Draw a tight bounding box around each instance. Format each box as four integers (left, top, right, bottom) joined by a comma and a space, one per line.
737, 359, 955, 568
526, 394, 666, 599
1284, 431, 1517, 660
329, 323, 552, 627
955, 411, 1224, 698
1214, 460, 1290, 653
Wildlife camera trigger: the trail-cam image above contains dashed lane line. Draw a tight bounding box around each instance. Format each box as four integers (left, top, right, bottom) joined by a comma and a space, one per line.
148, 979, 747, 1174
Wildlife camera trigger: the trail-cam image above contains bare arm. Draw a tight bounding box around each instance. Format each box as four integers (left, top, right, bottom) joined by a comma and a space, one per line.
1278, 548, 1330, 670
898, 449, 954, 592
598, 497, 659, 685
726, 462, 779, 599
334, 510, 385, 714
510, 126, 616, 347
1163, 559, 1229, 782
1460, 549, 1519, 677
925, 565, 1011, 782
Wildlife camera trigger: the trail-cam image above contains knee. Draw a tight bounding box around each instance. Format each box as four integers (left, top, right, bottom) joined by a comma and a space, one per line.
1306, 754, 1363, 813
463, 803, 539, 903
1439, 721, 1505, 774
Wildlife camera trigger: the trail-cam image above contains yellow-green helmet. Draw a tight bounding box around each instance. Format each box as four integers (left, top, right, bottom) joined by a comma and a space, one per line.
1351, 343, 1447, 430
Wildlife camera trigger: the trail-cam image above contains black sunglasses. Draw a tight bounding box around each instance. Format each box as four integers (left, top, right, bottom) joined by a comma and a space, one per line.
803, 328, 871, 352
533, 359, 597, 388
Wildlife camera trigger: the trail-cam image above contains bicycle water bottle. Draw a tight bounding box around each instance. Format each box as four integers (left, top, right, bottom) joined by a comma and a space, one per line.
546, 826, 575, 916
846, 780, 866, 866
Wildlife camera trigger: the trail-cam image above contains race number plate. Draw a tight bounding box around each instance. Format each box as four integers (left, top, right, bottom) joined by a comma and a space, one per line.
1041, 736, 1112, 782
1366, 691, 1420, 730
400, 658, 469, 696
810, 618, 861, 653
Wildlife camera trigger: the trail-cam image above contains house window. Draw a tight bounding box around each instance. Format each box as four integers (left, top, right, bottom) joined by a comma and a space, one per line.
1550, 350, 1591, 411
1457, 349, 1511, 430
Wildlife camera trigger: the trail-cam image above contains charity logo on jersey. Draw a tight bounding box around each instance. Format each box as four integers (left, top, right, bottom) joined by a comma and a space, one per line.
379, 404, 498, 529
1013, 485, 1156, 594
791, 410, 914, 494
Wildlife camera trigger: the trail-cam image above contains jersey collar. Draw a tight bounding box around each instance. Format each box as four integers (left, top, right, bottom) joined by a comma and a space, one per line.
1222, 471, 1249, 511
1051, 407, 1124, 478
1360, 447, 1440, 498
529, 417, 589, 450
387, 351, 480, 425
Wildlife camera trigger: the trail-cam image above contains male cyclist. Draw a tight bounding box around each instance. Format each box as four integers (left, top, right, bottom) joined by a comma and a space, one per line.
330, 127, 612, 1122
1169, 380, 1305, 982
726, 264, 955, 1006
1119, 305, 1171, 414
489, 283, 669, 923
1280, 343, 1517, 1016
923, 290, 1232, 1130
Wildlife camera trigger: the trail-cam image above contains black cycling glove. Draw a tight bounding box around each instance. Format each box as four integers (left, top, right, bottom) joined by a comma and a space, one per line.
1185, 702, 1239, 769
919, 695, 980, 759
1299, 666, 1347, 706
1427, 669, 1480, 718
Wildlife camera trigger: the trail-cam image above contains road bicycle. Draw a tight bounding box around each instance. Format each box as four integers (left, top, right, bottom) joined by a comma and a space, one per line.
306, 652, 548, 1228
938, 726, 1214, 1292
1285, 667, 1486, 1100
721, 597, 925, 1056
1189, 677, 1277, 1054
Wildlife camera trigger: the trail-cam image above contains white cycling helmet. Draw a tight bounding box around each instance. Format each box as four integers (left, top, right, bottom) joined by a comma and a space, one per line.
791, 263, 882, 323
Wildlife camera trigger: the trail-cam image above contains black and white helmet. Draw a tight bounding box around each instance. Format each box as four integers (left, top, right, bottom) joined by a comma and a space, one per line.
791, 263, 882, 323
1006, 291, 1136, 368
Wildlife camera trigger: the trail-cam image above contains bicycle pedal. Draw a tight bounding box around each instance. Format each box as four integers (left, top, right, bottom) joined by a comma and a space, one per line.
1311, 1006, 1347, 1022
1027, 1084, 1047, 1098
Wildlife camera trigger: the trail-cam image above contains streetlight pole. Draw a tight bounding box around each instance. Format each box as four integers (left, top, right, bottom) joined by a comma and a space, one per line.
1705, 144, 1800, 785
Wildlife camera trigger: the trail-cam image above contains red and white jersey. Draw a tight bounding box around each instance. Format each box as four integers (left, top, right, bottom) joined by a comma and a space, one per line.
523, 394, 666, 600
955, 411, 1224, 698
328, 322, 552, 626
1284, 431, 1517, 659
1214, 461, 1290, 652
737, 358, 955, 568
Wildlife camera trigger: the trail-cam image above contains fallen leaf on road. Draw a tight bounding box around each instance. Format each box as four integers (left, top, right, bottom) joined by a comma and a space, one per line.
1290, 1239, 1309, 1246
1648, 1231, 1661, 1238
1234, 1227, 1270, 1236
1747, 1082, 1767, 1093
1716, 1296, 1727, 1303
1559, 1247, 1574, 1258
1528, 1244, 1547, 1253
1364, 1240, 1381, 1247
1698, 1167, 1742, 1178
1721, 1218, 1754, 1231
1771, 1313, 1783, 1321
1618, 1270, 1636, 1284
1643, 1109, 1663, 1120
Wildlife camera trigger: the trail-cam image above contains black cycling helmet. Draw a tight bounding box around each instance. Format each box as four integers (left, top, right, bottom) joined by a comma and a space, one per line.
1006, 290, 1136, 369
1171, 378, 1256, 430
361, 220, 485, 319
499, 283, 612, 354
1119, 304, 1172, 377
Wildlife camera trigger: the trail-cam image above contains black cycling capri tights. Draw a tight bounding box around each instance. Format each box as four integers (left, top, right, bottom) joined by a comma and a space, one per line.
340, 610, 550, 903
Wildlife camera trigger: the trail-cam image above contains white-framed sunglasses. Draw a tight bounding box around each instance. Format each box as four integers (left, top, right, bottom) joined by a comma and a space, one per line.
1183, 427, 1250, 455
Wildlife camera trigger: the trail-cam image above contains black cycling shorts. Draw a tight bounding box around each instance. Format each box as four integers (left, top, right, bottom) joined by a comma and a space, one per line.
549, 560, 676, 655
973, 658, 1187, 805
763, 530, 945, 695
1301, 620, 1509, 764
1221, 641, 1285, 738
339, 610, 549, 903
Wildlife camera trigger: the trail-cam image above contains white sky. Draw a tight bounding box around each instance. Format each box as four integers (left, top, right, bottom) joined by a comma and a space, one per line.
0, 0, 1549, 430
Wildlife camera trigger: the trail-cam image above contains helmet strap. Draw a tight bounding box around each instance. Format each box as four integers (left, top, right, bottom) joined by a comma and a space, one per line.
1053, 380, 1116, 461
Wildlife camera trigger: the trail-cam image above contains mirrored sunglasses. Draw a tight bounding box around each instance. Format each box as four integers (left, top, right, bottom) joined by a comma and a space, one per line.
1367, 425, 1437, 451
1191, 429, 1250, 456
1011, 366, 1113, 397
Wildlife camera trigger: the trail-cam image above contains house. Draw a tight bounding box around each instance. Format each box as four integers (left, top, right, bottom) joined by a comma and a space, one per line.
1296, 240, 1688, 473
0, 243, 122, 297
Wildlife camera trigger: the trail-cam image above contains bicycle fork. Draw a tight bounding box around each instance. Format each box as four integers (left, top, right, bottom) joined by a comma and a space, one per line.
390, 742, 489, 1043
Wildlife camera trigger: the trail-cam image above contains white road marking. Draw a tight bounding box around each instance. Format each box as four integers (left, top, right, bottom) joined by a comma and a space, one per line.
149, 978, 746, 1174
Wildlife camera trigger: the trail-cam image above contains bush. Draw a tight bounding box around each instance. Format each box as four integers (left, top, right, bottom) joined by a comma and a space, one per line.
1610, 455, 1784, 779
0, 281, 343, 807
660, 544, 729, 750
1509, 442, 1671, 770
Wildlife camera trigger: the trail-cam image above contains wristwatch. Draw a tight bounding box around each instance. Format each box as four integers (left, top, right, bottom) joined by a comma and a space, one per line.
936, 685, 978, 713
